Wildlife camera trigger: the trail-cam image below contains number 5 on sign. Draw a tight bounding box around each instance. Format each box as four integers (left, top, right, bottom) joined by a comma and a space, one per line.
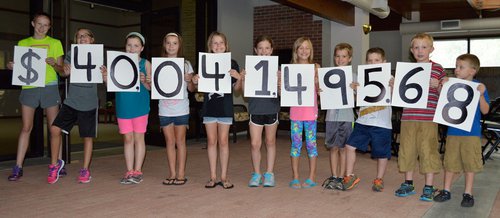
318, 66, 354, 109
356, 63, 392, 106
392, 62, 431, 108
244, 55, 278, 98
433, 78, 480, 132
12, 46, 47, 87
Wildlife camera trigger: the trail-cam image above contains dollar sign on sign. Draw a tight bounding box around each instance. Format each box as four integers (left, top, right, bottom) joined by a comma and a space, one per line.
18, 48, 41, 85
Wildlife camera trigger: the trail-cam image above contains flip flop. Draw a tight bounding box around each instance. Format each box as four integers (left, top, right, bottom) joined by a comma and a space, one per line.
174, 178, 188, 185
221, 180, 234, 189
289, 179, 301, 189
205, 179, 218, 188
302, 179, 317, 189
162, 178, 175, 185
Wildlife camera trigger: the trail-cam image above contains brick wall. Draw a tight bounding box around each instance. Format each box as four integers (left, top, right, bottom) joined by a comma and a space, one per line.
254, 5, 322, 64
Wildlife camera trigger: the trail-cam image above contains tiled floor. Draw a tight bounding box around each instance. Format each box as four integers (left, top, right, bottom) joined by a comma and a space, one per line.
0, 132, 498, 217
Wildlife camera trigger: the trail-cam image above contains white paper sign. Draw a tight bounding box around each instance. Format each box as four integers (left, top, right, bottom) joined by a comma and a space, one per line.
433, 78, 480, 132
280, 64, 315, 107
106, 51, 140, 92
392, 62, 432, 108
151, 57, 185, 100
318, 66, 354, 109
12, 46, 47, 87
198, 52, 232, 93
244, 55, 278, 98
357, 63, 392, 106
70, 44, 103, 83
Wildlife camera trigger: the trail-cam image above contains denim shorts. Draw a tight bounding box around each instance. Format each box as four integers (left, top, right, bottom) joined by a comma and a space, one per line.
159, 114, 189, 127
203, 116, 233, 125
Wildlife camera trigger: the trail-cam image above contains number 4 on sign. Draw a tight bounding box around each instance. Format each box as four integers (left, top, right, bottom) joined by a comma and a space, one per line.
391, 62, 431, 108
12, 46, 47, 87
433, 78, 480, 132
70, 44, 103, 83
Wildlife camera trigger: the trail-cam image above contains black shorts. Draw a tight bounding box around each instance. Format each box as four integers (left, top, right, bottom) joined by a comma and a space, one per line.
250, 114, 278, 126
52, 104, 97, 138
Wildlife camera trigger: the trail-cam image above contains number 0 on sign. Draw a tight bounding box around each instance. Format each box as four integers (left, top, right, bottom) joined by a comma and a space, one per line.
244, 55, 279, 98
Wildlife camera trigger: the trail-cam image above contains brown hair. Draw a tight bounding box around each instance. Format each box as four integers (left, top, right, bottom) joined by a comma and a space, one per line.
254, 35, 274, 49
32, 12, 51, 23
161, 32, 183, 57
334, 43, 353, 58
291, 37, 313, 64
457, 53, 480, 72
207, 31, 229, 53
73, 28, 95, 44
366, 47, 385, 61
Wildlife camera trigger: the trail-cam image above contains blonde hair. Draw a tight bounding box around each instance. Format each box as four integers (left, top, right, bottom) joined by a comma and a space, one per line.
457, 54, 480, 72
73, 28, 94, 44
291, 37, 313, 64
410, 33, 434, 48
207, 31, 229, 53
161, 32, 183, 57
334, 43, 353, 58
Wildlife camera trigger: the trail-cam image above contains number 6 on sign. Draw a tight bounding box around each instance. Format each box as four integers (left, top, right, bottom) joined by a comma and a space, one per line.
391, 62, 431, 108
433, 78, 480, 132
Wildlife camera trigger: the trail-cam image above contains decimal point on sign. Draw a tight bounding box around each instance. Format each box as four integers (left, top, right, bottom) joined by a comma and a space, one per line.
272, 92, 276, 96
386, 99, 390, 103
136, 86, 139, 91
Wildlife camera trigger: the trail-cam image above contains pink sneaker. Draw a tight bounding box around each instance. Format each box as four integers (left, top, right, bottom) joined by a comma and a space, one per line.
78, 168, 91, 183
47, 159, 65, 184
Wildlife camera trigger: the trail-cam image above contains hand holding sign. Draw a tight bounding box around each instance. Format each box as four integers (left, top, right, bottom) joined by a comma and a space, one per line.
12, 46, 47, 87
391, 62, 431, 108
106, 51, 140, 92
357, 63, 392, 106
318, 66, 355, 109
198, 52, 231, 93
70, 44, 103, 83
151, 57, 185, 99
244, 55, 278, 98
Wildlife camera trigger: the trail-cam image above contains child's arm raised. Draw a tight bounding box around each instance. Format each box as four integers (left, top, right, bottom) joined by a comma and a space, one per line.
478, 83, 490, 115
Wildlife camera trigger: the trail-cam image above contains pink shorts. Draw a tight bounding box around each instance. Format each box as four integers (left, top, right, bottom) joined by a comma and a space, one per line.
117, 114, 149, 134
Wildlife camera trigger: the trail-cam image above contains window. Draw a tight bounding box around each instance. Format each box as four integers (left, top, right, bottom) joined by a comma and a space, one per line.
470, 38, 500, 67
433, 39, 467, 68
433, 37, 500, 68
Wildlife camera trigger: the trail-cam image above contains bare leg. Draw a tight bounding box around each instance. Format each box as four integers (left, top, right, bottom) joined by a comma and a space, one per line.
376, 158, 388, 179
205, 123, 218, 180
425, 172, 434, 186
249, 123, 264, 174
291, 156, 300, 180
15, 105, 36, 167
308, 156, 317, 182
82, 137, 93, 169
443, 171, 454, 191
264, 123, 278, 173
46, 106, 61, 165
218, 123, 230, 181
133, 132, 146, 171
174, 125, 187, 179
123, 133, 134, 171
329, 147, 339, 177
339, 147, 346, 177
163, 125, 176, 179
464, 172, 474, 194
345, 145, 356, 176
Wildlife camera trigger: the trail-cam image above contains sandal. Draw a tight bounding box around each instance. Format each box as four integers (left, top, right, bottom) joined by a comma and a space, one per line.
302, 178, 317, 189
289, 179, 301, 189
205, 179, 218, 188
174, 178, 188, 185
221, 180, 234, 189
162, 178, 175, 185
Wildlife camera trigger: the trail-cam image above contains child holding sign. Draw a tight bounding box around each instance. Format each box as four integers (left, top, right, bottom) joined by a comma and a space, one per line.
240, 35, 280, 187
288, 37, 319, 189
101, 32, 151, 184
395, 33, 445, 201
433, 54, 489, 207
7, 12, 65, 183
158, 33, 195, 185
321, 43, 355, 190
192, 31, 243, 189
342, 47, 393, 192
51, 28, 100, 183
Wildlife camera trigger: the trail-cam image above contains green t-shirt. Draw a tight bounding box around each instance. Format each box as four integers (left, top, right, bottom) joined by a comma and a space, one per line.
18, 36, 64, 89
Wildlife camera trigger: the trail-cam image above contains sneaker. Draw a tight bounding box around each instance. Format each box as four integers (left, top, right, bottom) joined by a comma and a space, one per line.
395, 183, 416, 197
343, 175, 360, 190
334, 177, 345, 190
434, 190, 451, 202
8, 165, 23, 181
129, 171, 143, 184
47, 159, 65, 184
59, 167, 67, 177
78, 168, 91, 184
372, 178, 384, 192
420, 186, 437, 202
120, 170, 135, 185
461, 193, 475, 207
322, 176, 336, 189
262, 172, 275, 187
248, 172, 262, 187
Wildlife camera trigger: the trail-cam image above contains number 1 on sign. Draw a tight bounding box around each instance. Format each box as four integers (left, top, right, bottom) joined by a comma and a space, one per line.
243, 55, 278, 98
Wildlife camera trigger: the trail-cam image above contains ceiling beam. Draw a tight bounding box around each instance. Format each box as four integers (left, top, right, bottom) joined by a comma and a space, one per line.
387, 0, 413, 20
272, 0, 355, 26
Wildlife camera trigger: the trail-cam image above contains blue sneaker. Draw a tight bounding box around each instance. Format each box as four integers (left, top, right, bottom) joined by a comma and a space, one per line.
8, 165, 23, 181
263, 172, 275, 187
395, 183, 416, 197
420, 186, 437, 202
248, 172, 262, 187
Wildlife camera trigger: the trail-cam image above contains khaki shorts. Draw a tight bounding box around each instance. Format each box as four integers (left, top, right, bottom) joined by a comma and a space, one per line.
398, 121, 442, 174
444, 136, 483, 173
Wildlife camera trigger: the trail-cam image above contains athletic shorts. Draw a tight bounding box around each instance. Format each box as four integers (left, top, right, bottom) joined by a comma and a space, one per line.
325, 121, 353, 149
19, 85, 60, 109
346, 123, 392, 159
250, 114, 278, 126
203, 116, 232, 125
52, 104, 97, 138
159, 114, 189, 127
117, 114, 148, 134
